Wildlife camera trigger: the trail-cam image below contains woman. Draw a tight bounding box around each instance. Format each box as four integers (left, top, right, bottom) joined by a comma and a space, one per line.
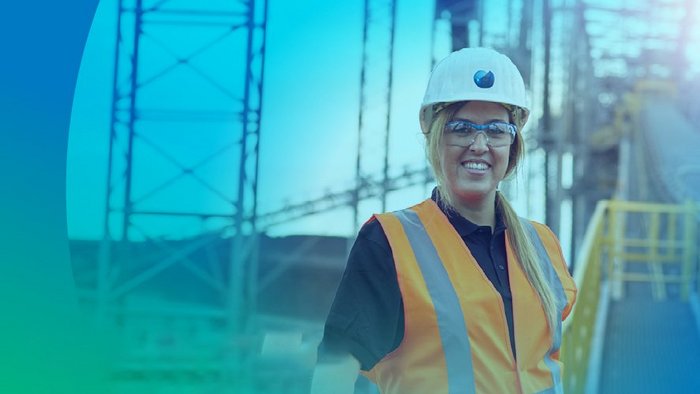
311, 47, 577, 394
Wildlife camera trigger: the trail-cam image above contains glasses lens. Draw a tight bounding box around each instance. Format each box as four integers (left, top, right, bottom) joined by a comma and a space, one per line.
445, 120, 515, 147
484, 123, 514, 146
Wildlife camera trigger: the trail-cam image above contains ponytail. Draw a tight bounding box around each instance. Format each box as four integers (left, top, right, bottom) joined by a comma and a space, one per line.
497, 192, 559, 333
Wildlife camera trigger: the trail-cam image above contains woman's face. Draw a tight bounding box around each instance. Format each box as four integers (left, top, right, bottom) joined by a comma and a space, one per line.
440, 101, 512, 205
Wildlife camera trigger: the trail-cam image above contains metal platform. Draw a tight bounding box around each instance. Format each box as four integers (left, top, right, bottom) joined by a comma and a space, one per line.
599, 282, 700, 394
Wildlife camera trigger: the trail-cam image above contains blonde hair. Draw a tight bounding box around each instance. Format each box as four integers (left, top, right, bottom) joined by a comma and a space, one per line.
424, 102, 559, 333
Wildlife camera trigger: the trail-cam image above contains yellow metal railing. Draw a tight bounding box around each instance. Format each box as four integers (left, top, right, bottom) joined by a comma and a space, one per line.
561, 200, 607, 394
561, 199, 699, 393
605, 200, 697, 300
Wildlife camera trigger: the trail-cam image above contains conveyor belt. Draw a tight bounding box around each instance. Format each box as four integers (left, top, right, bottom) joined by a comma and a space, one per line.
597, 99, 700, 393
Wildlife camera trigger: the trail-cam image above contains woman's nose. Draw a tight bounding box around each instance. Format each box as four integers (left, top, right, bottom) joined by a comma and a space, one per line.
469, 132, 489, 151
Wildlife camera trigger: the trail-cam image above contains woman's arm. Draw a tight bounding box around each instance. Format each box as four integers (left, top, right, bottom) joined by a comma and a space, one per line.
310, 352, 360, 394
311, 219, 400, 393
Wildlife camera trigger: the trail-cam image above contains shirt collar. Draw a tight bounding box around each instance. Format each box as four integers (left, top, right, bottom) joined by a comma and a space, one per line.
430, 187, 507, 236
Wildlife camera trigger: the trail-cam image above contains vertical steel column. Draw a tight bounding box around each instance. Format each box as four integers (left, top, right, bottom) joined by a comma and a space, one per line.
382, 1, 397, 213
353, 0, 398, 232
353, 0, 370, 235
517, 0, 533, 82
99, 0, 144, 319
98, 0, 127, 320
570, 0, 595, 270
230, 0, 268, 335
477, 0, 484, 47
542, 0, 558, 233
122, 0, 142, 242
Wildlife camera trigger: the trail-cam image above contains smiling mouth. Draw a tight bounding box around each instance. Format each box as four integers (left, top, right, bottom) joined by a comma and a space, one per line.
462, 161, 490, 171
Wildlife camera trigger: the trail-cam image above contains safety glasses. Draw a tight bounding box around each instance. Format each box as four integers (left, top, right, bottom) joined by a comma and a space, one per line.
444, 120, 516, 147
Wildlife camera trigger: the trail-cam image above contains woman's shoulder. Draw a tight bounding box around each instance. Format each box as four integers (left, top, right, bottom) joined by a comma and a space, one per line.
346, 217, 394, 271
358, 216, 388, 242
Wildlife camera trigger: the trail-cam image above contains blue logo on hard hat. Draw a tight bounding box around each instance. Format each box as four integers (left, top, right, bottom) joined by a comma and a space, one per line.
473, 70, 495, 88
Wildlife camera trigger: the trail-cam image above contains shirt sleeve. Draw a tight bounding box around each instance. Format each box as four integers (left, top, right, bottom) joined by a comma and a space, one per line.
317, 218, 404, 371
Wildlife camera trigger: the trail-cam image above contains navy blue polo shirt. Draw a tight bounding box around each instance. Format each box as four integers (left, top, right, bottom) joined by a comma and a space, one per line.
319, 190, 514, 371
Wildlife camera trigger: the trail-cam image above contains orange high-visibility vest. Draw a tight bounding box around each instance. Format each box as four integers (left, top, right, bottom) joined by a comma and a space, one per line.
364, 199, 577, 394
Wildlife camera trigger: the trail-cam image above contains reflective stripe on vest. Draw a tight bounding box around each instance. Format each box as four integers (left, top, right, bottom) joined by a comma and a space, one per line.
521, 218, 566, 394
368, 200, 573, 394
394, 208, 477, 394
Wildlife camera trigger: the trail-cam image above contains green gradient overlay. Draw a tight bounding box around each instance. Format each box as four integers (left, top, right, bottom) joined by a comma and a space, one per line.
0, 1, 112, 393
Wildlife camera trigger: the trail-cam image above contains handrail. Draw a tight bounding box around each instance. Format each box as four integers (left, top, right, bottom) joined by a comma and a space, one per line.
561, 200, 608, 394
607, 199, 695, 214
605, 199, 697, 300
560, 199, 699, 393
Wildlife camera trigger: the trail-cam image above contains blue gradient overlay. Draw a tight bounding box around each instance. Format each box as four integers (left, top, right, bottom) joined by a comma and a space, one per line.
0, 1, 111, 393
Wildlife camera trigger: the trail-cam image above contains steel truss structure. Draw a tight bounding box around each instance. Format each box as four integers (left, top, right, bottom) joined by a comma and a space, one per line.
97, 0, 267, 380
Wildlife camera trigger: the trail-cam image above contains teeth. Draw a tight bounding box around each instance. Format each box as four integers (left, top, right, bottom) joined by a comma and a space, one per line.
464, 162, 488, 170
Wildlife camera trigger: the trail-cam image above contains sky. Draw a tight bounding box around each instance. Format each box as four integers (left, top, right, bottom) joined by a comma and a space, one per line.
66, 0, 700, 266
67, 0, 448, 241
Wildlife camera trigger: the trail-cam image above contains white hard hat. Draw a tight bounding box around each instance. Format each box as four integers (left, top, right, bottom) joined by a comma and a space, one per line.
419, 47, 530, 133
